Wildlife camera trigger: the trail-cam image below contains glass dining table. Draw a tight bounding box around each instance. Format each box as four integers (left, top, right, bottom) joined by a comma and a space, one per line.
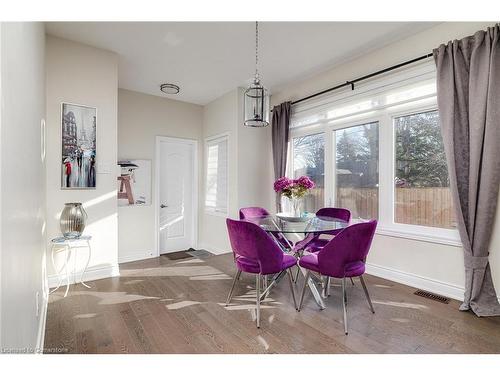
244, 214, 349, 309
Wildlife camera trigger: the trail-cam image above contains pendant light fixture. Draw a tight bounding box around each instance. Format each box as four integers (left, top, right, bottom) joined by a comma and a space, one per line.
243, 21, 270, 127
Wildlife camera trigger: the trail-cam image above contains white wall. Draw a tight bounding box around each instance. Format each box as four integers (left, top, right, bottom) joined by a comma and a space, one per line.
118, 89, 203, 263
199, 90, 239, 253
271, 22, 499, 300
271, 22, 494, 105
45, 36, 119, 285
199, 88, 273, 254
118, 87, 271, 260
0, 22, 46, 351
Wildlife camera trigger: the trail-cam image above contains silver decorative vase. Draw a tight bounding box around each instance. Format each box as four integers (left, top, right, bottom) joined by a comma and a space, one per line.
60, 203, 87, 239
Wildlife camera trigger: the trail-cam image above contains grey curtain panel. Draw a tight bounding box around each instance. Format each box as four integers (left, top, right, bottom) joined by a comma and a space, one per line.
271, 101, 291, 211
434, 25, 500, 316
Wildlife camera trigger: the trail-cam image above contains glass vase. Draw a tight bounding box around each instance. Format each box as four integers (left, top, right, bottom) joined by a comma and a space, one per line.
290, 197, 303, 217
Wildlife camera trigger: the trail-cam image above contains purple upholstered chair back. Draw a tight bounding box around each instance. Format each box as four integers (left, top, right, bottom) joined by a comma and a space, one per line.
226, 218, 285, 274
308, 207, 351, 238
317, 220, 377, 277
239, 207, 270, 220
316, 207, 351, 223
239, 206, 292, 250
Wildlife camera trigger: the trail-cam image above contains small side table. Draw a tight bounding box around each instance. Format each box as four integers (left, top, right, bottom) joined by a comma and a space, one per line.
49, 235, 92, 297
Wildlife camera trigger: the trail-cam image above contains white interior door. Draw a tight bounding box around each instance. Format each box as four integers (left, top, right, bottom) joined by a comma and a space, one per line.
158, 138, 196, 253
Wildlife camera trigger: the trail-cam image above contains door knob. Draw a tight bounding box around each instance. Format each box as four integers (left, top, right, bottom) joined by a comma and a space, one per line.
160, 204, 168, 208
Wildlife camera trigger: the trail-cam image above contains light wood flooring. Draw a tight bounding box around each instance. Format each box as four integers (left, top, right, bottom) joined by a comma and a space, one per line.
44, 252, 500, 354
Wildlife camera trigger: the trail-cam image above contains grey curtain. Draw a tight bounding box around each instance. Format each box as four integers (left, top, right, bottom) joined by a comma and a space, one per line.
271, 101, 291, 211
434, 25, 500, 316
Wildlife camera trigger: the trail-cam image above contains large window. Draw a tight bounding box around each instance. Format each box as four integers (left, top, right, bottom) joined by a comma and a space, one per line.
292, 133, 325, 213
205, 135, 228, 214
288, 62, 460, 244
394, 110, 455, 229
335, 122, 379, 219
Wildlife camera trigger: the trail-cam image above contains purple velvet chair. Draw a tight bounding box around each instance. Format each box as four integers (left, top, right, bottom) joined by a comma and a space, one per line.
293, 208, 351, 286
226, 218, 298, 328
294, 207, 351, 253
239, 207, 292, 250
297, 220, 377, 335
239, 207, 269, 220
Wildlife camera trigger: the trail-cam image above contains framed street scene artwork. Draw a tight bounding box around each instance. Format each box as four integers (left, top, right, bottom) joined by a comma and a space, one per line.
61, 103, 97, 189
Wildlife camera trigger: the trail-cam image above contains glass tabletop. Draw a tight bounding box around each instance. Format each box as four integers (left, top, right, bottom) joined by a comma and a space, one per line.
51, 235, 92, 243
244, 214, 348, 234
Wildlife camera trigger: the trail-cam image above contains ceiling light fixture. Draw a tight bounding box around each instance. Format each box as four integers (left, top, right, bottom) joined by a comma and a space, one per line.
160, 83, 180, 95
243, 21, 270, 127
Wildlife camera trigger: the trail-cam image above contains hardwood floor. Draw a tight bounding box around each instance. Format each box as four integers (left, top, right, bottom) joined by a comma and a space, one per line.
44, 253, 500, 354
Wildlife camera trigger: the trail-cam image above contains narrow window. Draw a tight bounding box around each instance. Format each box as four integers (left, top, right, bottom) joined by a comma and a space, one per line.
205, 135, 228, 214
335, 122, 379, 219
394, 110, 455, 228
292, 133, 325, 213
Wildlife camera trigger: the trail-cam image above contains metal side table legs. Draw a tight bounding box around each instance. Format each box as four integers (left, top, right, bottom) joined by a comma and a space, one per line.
49, 236, 92, 297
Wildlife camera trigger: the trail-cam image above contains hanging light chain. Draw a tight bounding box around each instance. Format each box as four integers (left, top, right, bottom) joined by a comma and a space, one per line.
244, 20, 269, 127
255, 21, 259, 82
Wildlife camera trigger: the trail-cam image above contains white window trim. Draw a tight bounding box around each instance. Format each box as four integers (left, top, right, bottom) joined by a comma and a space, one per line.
384, 102, 461, 247
288, 68, 462, 247
204, 133, 229, 217
291, 60, 437, 129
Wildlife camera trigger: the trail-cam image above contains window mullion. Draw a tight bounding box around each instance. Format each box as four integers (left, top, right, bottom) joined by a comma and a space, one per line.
378, 113, 394, 228
325, 129, 334, 207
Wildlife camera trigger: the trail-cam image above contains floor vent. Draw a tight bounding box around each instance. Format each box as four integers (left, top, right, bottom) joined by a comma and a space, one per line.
414, 289, 450, 304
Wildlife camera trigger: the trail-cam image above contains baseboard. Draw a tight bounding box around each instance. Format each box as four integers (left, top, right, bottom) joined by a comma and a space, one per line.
48, 263, 120, 289
35, 293, 48, 354
365, 262, 465, 301
197, 242, 231, 255
119, 251, 155, 264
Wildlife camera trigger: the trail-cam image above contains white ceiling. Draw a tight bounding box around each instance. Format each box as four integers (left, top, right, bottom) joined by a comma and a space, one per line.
45, 22, 439, 105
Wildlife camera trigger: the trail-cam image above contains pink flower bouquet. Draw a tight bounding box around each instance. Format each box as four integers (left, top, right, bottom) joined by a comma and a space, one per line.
273, 175, 315, 199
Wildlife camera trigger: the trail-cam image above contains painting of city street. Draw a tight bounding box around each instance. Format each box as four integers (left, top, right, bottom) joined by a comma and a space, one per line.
61, 103, 97, 189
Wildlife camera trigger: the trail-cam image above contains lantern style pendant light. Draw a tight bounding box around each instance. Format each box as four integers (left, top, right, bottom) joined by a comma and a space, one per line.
244, 21, 270, 127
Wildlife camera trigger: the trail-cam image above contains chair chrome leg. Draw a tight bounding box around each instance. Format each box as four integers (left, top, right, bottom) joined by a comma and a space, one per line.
342, 277, 348, 335
256, 274, 261, 328
226, 269, 241, 306
260, 270, 285, 301
350, 277, 355, 286
359, 275, 375, 314
322, 276, 331, 298
286, 269, 298, 310
294, 266, 300, 284
298, 271, 310, 311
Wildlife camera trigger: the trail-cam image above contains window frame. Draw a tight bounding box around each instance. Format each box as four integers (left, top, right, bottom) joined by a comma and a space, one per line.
204, 133, 229, 217
331, 117, 382, 221
288, 87, 461, 247
287, 131, 327, 213
382, 102, 460, 245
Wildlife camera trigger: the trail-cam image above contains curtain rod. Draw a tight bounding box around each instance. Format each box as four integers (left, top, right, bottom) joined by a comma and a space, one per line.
273, 52, 434, 110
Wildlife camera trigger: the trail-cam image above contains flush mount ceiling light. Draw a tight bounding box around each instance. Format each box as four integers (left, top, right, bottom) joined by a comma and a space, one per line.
243, 21, 270, 127
160, 83, 180, 95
